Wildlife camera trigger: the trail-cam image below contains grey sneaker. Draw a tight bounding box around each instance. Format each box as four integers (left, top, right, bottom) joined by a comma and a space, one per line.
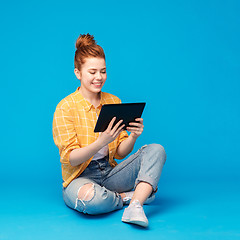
121, 200, 149, 227
122, 191, 155, 205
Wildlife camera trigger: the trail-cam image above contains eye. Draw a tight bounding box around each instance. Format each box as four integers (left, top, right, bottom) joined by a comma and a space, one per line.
90, 72, 95, 74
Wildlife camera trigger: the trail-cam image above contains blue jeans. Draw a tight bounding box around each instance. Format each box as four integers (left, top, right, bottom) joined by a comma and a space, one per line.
62, 143, 166, 215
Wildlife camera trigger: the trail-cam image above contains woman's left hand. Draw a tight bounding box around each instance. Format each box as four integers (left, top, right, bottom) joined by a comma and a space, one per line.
126, 118, 144, 139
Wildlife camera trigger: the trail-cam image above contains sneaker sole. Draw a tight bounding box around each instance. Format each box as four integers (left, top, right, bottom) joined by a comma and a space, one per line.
122, 217, 148, 228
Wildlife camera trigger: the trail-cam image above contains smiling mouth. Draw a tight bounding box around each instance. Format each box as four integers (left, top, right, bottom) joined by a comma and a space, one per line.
92, 82, 102, 87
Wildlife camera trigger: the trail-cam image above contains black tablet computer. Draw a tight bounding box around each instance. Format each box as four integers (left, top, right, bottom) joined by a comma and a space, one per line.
94, 103, 146, 132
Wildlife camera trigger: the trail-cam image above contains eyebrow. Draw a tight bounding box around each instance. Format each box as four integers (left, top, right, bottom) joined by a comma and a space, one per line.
88, 67, 106, 70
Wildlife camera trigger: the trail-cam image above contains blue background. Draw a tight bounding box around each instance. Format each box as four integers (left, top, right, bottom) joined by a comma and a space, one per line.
0, 0, 239, 239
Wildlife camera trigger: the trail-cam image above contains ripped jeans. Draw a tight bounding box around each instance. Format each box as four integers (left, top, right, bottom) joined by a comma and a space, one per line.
62, 143, 166, 215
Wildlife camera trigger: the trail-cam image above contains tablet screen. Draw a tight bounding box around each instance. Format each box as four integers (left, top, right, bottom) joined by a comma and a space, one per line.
94, 103, 146, 132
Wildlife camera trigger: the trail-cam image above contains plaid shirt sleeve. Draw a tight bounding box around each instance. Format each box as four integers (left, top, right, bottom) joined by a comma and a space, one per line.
52, 100, 80, 164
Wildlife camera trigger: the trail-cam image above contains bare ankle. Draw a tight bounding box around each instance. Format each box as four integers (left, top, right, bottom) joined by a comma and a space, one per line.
120, 192, 126, 200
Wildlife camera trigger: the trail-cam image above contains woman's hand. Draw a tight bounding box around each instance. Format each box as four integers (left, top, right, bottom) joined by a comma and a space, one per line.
97, 117, 125, 147
127, 118, 144, 139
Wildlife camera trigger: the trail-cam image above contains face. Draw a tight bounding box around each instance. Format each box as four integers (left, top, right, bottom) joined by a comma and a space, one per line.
74, 57, 107, 94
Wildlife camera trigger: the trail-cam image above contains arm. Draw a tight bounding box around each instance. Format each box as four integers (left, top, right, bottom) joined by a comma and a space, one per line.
115, 134, 137, 158
116, 118, 144, 158
70, 117, 125, 166
69, 140, 104, 166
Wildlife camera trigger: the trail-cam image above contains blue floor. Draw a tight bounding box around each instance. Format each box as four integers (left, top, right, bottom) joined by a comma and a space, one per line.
1, 178, 239, 240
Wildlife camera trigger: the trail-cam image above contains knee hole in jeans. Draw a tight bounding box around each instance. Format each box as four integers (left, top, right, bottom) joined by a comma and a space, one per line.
77, 183, 95, 201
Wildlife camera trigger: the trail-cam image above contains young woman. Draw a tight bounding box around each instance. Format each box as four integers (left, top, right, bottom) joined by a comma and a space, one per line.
52, 33, 166, 227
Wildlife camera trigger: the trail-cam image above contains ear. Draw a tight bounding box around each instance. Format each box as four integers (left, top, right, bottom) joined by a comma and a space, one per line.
74, 68, 81, 80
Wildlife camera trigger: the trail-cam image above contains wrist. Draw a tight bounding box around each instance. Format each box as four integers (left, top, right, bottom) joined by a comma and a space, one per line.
95, 138, 105, 149
129, 133, 138, 140
129, 134, 138, 143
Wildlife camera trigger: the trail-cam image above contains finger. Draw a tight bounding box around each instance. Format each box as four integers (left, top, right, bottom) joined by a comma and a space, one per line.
107, 117, 116, 131
111, 119, 124, 133
127, 127, 143, 133
113, 124, 125, 138
135, 118, 143, 123
112, 122, 125, 137
128, 122, 143, 127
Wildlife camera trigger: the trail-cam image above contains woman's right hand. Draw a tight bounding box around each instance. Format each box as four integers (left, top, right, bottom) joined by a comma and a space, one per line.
97, 117, 125, 147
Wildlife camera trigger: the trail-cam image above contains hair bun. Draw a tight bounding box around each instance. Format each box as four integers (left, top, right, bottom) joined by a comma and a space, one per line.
74, 33, 105, 70
75, 33, 96, 50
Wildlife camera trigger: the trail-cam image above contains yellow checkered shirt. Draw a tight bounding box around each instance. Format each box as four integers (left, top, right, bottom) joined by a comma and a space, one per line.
52, 87, 129, 188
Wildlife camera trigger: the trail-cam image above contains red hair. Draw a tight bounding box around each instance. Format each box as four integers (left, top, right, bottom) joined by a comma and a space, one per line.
74, 33, 105, 70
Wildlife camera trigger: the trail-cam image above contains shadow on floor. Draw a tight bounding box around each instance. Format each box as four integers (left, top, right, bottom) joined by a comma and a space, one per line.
145, 196, 187, 217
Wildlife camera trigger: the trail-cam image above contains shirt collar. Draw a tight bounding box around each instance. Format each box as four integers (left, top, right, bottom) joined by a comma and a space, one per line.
75, 87, 107, 112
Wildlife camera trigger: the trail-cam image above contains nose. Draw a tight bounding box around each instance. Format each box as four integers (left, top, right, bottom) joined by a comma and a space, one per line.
95, 71, 102, 80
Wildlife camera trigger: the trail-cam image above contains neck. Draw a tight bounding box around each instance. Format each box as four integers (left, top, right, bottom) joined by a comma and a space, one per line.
78, 87, 101, 104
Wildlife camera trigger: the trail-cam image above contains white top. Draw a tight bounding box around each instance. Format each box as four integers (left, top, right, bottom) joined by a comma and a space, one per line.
92, 144, 109, 160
